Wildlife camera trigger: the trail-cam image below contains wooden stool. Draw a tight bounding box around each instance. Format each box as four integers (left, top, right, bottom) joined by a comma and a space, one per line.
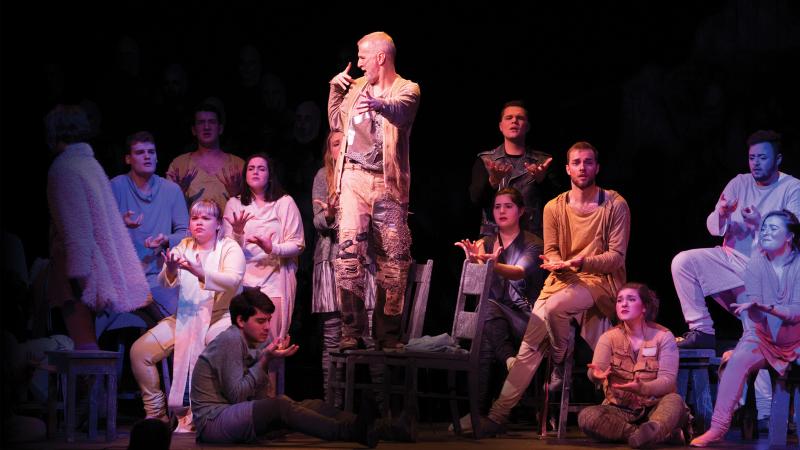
46, 350, 121, 442
742, 363, 800, 446
677, 348, 715, 435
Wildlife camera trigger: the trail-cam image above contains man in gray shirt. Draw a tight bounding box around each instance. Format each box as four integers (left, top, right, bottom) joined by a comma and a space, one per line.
190, 288, 378, 445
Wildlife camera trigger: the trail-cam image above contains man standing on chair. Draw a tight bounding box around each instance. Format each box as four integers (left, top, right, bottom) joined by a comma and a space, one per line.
480, 141, 630, 434
327, 31, 420, 351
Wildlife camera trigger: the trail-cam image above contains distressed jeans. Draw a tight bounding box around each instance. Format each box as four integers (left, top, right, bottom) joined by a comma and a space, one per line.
336, 165, 411, 346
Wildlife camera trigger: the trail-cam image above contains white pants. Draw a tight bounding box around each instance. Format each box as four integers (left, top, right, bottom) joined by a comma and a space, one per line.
671, 246, 771, 418
671, 246, 747, 334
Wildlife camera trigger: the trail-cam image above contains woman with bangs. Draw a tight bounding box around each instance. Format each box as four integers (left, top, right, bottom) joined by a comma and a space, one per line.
223, 153, 304, 394
130, 199, 246, 432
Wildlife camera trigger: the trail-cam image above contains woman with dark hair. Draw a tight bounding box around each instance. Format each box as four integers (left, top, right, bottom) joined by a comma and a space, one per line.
577, 282, 689, 448
691, 210, 800, 446
223, 153, 304, 393
454, 187, 544, 430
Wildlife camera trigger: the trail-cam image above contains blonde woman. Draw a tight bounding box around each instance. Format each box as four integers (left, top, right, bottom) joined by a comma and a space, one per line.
130, 199, 245, 432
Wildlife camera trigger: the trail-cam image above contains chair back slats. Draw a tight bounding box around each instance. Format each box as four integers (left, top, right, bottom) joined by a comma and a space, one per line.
451, 260, 494, 346
403, 259, 434, 342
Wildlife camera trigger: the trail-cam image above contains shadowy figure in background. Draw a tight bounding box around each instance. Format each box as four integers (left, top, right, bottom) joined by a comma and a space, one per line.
152, 63, 196, 164
225, 44, 268, 155
167, 102, 245, 210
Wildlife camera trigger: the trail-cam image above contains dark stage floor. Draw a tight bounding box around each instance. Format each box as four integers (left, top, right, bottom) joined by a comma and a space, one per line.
11, 422, 797, 450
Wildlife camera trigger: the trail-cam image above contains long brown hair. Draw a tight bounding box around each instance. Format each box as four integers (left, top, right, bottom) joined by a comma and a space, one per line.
618, 282, 660, 323
324, 131, 343, 197
239, 153, 286, 206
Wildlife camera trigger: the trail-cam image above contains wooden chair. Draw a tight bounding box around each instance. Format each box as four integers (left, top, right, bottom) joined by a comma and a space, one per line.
46, 350, 121, 442
539, 323, 593, 439
327, 259, 434, 413
353, 260, 493, 436
677, 348, 715, 435
741, 362, 800, 446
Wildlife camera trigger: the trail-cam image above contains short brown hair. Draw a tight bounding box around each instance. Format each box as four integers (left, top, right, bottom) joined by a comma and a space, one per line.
125, 131, 155, 153
499, 100, 528, 121
566, 141, 599, 162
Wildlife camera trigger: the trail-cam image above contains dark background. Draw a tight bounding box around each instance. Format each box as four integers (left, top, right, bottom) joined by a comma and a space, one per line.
3, 1, 800, 400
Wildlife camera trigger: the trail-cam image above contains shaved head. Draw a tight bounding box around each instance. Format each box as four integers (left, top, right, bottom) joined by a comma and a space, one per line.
358, 31, 396, 61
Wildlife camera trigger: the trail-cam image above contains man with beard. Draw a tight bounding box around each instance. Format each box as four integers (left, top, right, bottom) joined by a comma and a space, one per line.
671, 130, 800, 427
479, 141, 630, 435
327, 31, 420, 351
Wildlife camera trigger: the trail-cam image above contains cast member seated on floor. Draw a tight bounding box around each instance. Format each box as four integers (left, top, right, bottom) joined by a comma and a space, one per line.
577, 283, 689, 448
190, 287, 387, 446
691, 210, 800, 447
454, 187, 544, 429
130, 199, 245, 432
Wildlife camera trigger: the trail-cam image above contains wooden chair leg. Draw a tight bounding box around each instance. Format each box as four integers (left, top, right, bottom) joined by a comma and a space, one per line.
382, 361, 391, 417
769, 374, 789, 447
106, 374, 117, 441
326, 357, 338, 407
47, 370, 58, 438
88, 374, 98, 440
447, 370, 460, 434
557, 336, 575, 440
405, 360, 419, 425
468, 368, 481, 439
742, 373, 757, 440
345, 357, 355, 413
793, 382, 800, 438
540, 356, 551, 438
66, 372, 76, 442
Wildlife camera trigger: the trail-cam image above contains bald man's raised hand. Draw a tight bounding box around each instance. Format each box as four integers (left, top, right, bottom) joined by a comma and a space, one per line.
331, 62, 354, 91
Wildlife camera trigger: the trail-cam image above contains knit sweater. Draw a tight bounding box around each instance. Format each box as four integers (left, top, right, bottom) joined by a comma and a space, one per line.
47, 143, 150, 312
